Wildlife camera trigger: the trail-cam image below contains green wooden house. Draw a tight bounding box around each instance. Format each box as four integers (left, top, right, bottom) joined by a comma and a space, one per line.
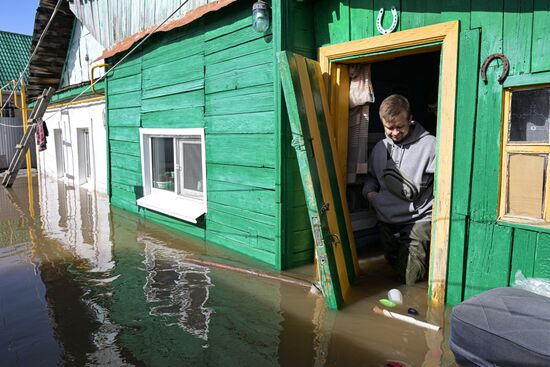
98, 0, 550, 308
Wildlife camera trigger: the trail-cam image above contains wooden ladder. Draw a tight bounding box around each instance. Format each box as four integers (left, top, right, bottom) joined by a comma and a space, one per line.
2, 87, 55, 188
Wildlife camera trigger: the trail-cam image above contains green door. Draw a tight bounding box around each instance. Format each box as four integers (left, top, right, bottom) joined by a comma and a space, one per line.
278, 51, 358, 310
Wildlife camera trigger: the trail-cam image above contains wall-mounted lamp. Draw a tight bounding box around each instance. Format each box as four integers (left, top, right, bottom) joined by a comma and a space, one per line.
252, 0, 270, 33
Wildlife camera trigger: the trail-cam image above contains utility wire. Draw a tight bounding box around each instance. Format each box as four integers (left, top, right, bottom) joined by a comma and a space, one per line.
1, 81, 14, 90
0, 0, 63, 115
0, 122, 26, 128
43, 0, 191, 124
2, 0, 190, 129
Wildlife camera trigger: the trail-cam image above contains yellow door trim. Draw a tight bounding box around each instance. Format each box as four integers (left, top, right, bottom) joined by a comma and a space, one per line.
318, 21, 459, 305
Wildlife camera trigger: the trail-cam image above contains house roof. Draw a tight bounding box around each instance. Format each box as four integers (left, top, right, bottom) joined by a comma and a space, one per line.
98, 0, 237, 61
69, 0, 215, 50
0, 31, 32, 89
27, 0, 74, 99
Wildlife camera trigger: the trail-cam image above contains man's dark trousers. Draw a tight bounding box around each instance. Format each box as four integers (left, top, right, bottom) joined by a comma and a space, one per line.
378, 221, 431, 285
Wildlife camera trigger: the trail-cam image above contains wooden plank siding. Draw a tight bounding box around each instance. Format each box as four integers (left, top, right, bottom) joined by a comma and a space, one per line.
282, 0, 318, 268
510, 229, 538, 279
306, 0, 550, 303
503, 0, 533, 76
106, 1, 282, 267
350, 0, 374, 40
532, 0, 550, 73
107, 50, 144, 216
534, 233, 550, 278
104, 0, 550, 286
445, 29, 481, 304
469, 1, 504, 223
203, 2, 278, 266
464, 222, 513, 299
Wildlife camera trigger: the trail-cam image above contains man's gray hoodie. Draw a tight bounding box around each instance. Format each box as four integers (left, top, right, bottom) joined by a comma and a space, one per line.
362, 122, 435, 224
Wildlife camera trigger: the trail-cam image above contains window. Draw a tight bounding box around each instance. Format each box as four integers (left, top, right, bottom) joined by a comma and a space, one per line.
499, 85, 550, 223
77, 128, 91, 184
138, 128, 206, 223
54, 129, 65, 178
1, 102, 15, 118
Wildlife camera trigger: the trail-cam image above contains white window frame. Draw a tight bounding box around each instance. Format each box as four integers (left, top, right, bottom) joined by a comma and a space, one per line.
175, 136, 205, 199
137, 128, 207, 223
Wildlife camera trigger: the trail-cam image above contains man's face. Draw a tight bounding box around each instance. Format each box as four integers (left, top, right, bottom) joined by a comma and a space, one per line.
381, 111, 412, 143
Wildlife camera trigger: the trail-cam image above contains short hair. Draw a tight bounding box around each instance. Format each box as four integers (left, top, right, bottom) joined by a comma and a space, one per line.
379, 94, 411, 121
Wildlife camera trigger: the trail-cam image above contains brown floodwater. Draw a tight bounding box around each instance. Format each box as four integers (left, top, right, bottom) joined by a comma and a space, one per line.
0, 173, 457, 366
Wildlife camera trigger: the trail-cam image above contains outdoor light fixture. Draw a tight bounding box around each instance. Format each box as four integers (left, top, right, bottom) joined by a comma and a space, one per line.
252, 0, 270, 33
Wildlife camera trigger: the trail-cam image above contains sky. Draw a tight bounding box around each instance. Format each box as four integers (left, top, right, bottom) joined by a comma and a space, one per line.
0, 0, 40, 35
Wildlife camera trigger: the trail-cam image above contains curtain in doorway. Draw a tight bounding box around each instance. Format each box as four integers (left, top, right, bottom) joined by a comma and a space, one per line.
347, 64, 374, 184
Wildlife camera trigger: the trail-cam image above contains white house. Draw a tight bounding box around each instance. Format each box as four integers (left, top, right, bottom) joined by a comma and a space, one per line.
35, 14, 108, 193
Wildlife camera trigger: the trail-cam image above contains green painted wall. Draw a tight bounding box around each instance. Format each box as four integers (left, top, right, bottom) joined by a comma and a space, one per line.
106, 1, 284, 267
280, 0, 317, 269
304, 0, 550, 303
105, 0, 550, 290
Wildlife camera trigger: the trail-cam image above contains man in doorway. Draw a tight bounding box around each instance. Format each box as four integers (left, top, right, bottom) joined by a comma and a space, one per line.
363, 94, 436, 285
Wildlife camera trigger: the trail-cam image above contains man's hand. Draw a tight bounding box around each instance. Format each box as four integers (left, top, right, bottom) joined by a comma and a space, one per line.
367, 191, 378, 203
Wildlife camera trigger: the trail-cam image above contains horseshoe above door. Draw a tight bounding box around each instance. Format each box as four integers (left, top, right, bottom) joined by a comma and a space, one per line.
376, 6, 399, 35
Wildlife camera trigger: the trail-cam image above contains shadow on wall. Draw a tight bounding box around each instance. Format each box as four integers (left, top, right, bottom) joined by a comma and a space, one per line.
134, 185, 144, 199
312, 1, 539, 47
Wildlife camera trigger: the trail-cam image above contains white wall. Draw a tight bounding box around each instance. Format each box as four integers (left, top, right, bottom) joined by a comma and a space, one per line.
60, 20, 106, 87
39, 100, 107, 194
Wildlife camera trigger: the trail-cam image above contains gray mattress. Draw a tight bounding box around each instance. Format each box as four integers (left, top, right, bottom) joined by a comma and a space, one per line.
449, 287, 550, 366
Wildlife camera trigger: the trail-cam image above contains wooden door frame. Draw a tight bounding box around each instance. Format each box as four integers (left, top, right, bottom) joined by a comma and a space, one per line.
318, 21, 459, 305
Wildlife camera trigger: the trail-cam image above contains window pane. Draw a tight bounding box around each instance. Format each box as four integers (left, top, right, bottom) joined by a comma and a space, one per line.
151, 137, 174, 191
83, 130, 91, 179
183, 140, 202, 193
506, 153, 547, 219
509, 87, 550, 143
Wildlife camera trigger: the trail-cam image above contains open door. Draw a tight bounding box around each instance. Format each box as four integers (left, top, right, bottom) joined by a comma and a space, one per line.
278, 51, 358, 309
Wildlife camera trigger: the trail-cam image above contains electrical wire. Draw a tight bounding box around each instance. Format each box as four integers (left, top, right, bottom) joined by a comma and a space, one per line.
0, 0, 63, 115
0, 122, 27, 128
2, 0, 191, 129
1, 82, 14, 90
43, 0, 191, 124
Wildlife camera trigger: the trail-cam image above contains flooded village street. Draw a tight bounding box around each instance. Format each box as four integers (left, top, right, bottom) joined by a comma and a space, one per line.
2, 0, 550, 365
0, 173, 456, 366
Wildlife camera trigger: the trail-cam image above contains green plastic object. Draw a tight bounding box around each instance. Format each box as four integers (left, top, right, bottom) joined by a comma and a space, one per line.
379, 299, 397, 308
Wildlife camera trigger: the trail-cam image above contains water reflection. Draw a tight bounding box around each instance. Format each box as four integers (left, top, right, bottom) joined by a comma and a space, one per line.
0, 239, 62, 366
0, 178, 57, 365
39, 176, 113, 273
142, 237, 213, 343
0, 174, 455, 366
37, 175, 125, 365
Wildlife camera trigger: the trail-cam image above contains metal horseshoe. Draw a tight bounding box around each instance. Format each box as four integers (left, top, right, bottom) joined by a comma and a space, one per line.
481, 53, 510, 84
376, 6, 398, 35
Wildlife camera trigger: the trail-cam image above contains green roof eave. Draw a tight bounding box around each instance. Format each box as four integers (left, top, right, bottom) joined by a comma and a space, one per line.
28, 80, 106, 108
